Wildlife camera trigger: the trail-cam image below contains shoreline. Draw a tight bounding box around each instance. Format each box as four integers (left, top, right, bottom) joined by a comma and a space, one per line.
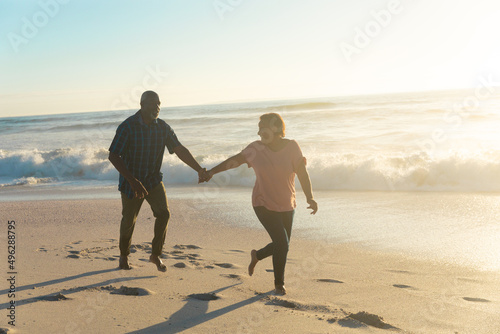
0, 198, 499, 333
2, 185, 500, 272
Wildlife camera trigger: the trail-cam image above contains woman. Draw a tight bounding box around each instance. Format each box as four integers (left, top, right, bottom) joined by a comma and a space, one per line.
206, 113, 318, 295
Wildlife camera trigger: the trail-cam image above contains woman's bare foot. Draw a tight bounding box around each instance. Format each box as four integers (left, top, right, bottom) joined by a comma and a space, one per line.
248, 249, 258, 276
149, 254, 167, 272
119, 256, 131, 270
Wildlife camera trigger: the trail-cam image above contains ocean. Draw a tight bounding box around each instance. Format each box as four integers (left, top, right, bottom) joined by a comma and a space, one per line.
2, 90, 500, 270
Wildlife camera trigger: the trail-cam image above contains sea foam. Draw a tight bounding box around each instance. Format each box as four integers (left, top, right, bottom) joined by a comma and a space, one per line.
3, 147, 500, 192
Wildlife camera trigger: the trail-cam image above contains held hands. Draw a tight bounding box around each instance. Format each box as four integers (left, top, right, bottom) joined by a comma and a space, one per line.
198, 168, 213, 183
307, 199, 318, 215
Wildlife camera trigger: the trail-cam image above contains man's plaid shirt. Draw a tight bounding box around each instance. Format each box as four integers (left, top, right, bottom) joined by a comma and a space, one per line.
109, 111, 181, 199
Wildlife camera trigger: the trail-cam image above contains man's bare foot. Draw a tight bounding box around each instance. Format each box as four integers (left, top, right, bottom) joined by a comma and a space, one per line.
274, 285, 286, 295
149, 254, 167, 272
248, 249, 258, 276
119, 256, 131, 270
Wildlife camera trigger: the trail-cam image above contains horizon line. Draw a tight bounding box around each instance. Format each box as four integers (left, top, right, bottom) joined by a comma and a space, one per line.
0, 86, 491, 119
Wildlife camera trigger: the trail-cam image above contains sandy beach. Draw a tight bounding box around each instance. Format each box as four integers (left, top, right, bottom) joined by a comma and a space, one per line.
0, 196, 498, 334
4, 0, 500, 333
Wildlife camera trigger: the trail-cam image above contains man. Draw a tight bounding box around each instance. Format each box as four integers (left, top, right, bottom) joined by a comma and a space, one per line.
109, 90, 207, 271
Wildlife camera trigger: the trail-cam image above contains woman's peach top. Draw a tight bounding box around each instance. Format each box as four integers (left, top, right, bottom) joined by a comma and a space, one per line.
241, 139, 305, 212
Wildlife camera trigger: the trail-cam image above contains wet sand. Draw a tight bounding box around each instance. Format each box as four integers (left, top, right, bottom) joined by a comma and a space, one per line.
0, 198, 498, 333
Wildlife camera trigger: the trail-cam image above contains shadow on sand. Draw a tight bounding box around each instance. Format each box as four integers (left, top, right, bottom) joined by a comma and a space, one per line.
0, 268, 118, 295
128, 284, 272, 334
0, 268, 155, 309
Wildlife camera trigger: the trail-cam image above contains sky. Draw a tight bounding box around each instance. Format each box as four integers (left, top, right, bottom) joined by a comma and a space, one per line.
2, 0, 500, 117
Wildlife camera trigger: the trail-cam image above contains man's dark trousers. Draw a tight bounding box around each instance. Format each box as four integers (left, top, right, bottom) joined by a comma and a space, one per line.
119, 182, 170, 257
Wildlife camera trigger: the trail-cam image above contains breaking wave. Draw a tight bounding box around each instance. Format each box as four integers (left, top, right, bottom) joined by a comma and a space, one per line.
2, 148, 500, 192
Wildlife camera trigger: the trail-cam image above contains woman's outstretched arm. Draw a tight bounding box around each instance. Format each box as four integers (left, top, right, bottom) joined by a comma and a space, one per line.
208, 153, 247, 177
296, 161, 318, 214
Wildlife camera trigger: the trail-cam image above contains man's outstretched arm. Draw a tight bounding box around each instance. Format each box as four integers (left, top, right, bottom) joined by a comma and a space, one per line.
108, 152, 148, 198
172, 145, 207, 181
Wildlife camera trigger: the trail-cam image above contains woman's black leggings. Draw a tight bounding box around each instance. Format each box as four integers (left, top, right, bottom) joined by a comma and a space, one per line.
253, 206, 295, 286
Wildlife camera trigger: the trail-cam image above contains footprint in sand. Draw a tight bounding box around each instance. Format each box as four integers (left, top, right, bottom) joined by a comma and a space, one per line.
174, 244, 202, 250
188, 293, 220, 301
393, 284, 417, 290
337, 318, 367, 328
65, 244, 122, 260
102, 238, 117, 242
168, 251, 184, 259
457, 277, 482, 283
110, 286, 154, 296
173, 262, 188, 268
36, 247, 48, 252
214, 263, 238, 269
265, 296, 328, 312
228, 249, 245, 253
463, 297, 491, 303
317, 279, 344, 284
264, 296, 399, 331
37, 293, 70, 301
266, 298, 297, 309
221, 274, 243, 280
65, 250, 84, 259
189, 261, 202, 266
95, 256, 117, 261
387, 269, 413, 275
62, 285, 154, 296
169, 253, 202, 262
130, 244, 152, 253
342, 311, 398, 330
